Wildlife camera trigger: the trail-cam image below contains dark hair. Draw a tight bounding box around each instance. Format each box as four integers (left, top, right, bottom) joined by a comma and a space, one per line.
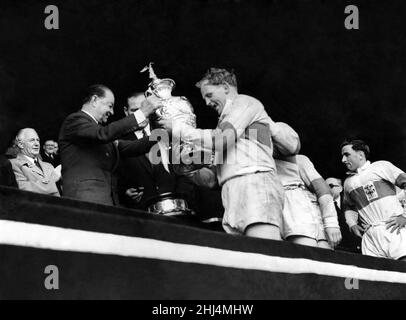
341, 139, 370, 160
195, 67, 238, 88
127, 91, 145, 99
82, 84, 110, 104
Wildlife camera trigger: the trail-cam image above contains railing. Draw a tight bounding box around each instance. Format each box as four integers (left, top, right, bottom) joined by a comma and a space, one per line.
1, 186, 406, 299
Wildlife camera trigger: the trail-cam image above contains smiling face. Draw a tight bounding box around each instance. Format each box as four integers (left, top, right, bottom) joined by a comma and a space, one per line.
18, 129, 40, 159
200, 81, 228, 115
341, 144, 364, 172
93, 89, 115, 123
43, 140, 55, 155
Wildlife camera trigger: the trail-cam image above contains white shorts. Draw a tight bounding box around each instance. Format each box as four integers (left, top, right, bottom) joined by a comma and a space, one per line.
221, 171, 284, 235
281, 187, 327, 241
362, 224, 406, 260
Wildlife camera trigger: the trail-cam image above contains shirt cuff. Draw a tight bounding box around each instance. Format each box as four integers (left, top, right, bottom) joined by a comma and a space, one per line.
133, 109, 147, 125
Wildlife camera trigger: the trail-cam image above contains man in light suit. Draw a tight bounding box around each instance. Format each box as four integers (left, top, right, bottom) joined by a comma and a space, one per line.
10, 128, 60, 196
59, 84, 160, 206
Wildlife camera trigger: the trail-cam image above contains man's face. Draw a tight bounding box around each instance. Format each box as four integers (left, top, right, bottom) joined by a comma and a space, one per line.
18, 129, 40, 158
125, 95, 145, 116
200, 81, 228, 115
341, 144, 363, 172
53, 142, 59, 153
43, 140, 55, 154
94, 90, 115, 123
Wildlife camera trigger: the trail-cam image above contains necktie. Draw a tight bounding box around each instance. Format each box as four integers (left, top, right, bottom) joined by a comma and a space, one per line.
334, 200, 340, 213
34, 158, 43, 171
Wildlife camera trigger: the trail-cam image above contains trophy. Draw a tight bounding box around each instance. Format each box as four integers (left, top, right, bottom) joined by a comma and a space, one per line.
140, 62, 201, 175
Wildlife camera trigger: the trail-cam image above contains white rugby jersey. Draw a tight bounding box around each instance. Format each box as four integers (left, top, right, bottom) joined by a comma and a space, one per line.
276, 154, 338, 228
177, 94, 300, 185
343, 160, 406, 225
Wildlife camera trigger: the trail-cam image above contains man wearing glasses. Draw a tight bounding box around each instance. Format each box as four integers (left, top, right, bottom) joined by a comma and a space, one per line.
326, 177, 361, 253
41, 140, 60, 167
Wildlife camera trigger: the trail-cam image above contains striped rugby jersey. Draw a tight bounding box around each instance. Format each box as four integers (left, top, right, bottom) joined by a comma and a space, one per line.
214, 94, 276, 185
343, 161, 406, 225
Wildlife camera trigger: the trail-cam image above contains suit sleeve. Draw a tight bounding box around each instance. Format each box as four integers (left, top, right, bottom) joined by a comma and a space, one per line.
118, 136, 156, 157
63, 113, 141, 144
0, 158, 18, 188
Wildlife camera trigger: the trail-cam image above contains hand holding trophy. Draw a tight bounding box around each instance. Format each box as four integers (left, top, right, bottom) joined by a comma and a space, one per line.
140, 62, 200, 175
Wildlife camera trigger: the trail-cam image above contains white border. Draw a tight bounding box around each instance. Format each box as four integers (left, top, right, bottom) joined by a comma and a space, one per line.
1, 219, 406, 284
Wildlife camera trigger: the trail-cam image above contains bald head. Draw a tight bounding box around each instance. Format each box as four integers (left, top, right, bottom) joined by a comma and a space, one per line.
16, 128, 40, 159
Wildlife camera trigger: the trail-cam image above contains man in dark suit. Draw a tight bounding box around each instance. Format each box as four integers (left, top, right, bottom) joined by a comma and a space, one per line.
40, 140, 60, 167
59, 84, 159, 206
326, 177, 361, 253
40, 139, 63, 194
118, 92, 196, 210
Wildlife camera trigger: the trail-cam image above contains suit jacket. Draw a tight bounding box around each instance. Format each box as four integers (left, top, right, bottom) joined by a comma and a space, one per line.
40, 151, 60, 167
118, 132, 196, 210
118, 133, 171, 208
334, 194, 361, 253
0, 155, 17, 188
59, 110, 154, 206
10, 154, 60, 196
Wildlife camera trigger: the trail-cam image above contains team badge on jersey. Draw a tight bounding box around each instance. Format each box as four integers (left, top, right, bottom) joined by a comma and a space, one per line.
363, 182, 378, 201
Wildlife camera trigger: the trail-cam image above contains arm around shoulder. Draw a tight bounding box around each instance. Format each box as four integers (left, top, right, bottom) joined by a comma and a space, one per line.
270, 121, 301, 156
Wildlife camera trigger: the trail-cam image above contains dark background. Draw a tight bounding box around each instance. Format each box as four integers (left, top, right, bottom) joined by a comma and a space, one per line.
1, 0, 405, 179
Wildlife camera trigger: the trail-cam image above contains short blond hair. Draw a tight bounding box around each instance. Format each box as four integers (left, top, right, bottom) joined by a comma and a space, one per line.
196, 68, 237, 88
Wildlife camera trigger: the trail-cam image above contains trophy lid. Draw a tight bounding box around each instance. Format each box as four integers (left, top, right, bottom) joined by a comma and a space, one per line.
140, 62, 176, 92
